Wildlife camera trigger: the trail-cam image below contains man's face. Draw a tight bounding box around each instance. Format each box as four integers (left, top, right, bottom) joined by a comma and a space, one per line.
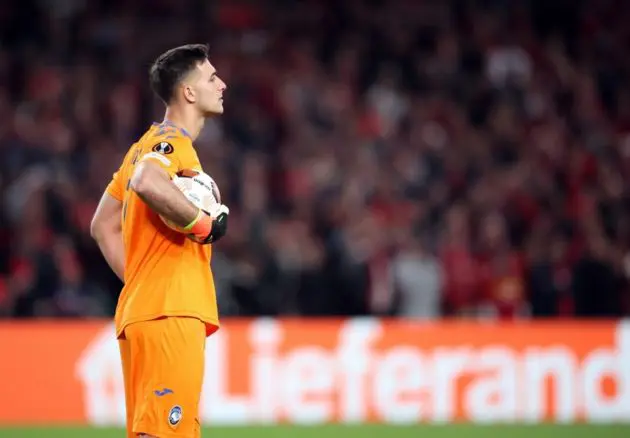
184, 59, 227, 115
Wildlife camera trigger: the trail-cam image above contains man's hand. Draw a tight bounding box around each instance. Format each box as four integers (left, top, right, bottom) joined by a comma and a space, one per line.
204, 204, 229, 244
187, 204, 230, 244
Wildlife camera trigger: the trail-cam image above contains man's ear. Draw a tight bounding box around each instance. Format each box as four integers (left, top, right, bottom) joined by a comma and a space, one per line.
182, 84, 196, 103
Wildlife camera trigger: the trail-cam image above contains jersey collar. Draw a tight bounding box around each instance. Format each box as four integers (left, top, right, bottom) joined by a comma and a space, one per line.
152, 120, 192, 139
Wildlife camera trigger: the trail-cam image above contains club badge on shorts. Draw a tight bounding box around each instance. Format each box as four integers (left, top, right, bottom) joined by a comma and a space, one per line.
168, 405, 183, 426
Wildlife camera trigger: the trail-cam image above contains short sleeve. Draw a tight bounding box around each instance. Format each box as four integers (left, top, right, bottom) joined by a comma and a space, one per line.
140, 136, 199, 177
106, 170, 124, 201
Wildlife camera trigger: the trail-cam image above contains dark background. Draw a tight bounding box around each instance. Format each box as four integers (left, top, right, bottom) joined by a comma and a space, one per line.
1, 0, 629, 319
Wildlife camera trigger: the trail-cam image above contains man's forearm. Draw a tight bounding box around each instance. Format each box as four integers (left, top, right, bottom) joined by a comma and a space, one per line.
135, 184, 199, 228
91, 192, 125, 282
95, 233, 125, 281
131, 161, 199, 228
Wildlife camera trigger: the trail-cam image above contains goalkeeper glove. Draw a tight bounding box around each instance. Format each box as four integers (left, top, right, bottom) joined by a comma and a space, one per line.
186, 204, 230, 244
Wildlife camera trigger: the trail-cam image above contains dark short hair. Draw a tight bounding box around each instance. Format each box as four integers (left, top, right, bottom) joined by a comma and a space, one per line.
149, 44, 209, 104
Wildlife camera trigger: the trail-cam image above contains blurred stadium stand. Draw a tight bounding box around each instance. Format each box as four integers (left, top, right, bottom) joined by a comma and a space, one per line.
0, 0, 629, 319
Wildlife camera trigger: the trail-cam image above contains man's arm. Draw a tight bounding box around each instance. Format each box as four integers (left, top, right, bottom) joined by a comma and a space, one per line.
90, 192, 125, 281
129, 160, 199, 228
131, 157, 229, 244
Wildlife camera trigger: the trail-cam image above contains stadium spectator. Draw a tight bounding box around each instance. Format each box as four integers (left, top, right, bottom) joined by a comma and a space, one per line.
1, 0, 629, 319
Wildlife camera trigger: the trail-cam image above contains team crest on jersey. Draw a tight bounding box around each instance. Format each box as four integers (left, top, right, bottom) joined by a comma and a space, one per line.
168, 405, 182, 426
152, 141, 174, 155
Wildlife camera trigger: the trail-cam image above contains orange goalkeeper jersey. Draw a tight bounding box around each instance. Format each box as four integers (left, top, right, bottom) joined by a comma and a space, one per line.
106, 121, 219, 339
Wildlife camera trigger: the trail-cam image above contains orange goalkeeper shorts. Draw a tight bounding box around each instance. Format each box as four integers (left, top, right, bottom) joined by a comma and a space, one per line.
119, 316, 206, 437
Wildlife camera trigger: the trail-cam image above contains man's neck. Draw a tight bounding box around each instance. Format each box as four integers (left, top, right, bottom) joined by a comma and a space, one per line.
163, 107, 204, 141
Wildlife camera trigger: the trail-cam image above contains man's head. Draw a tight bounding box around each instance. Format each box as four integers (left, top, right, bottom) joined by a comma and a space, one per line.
150, 44, 226, 115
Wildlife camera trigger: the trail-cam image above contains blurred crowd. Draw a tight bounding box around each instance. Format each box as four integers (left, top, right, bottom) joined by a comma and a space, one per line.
1, 0, 630, 319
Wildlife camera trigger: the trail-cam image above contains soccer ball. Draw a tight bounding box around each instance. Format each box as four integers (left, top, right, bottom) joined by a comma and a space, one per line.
160, 169, 221, 236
